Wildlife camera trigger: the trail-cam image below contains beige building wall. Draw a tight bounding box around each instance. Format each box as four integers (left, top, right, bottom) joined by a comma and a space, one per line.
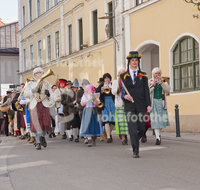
127, 0, 200, 132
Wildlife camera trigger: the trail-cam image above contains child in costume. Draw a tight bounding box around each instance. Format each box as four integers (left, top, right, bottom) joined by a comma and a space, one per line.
80, 84, 102, 147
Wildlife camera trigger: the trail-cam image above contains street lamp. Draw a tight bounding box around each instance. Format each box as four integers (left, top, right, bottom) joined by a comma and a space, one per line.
184, 0, 200, 11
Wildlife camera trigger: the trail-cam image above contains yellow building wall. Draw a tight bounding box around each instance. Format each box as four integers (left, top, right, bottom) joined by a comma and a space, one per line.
22, 43, 114, 87
21, 0, 114, 81
129, 0, 200, 132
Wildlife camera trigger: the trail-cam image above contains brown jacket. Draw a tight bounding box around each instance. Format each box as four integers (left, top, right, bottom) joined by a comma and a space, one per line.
61, 89, 76, 115
77, 87, 84, 112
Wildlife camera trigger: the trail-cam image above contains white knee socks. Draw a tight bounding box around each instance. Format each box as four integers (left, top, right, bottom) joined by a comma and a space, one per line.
105, 123, 111, 139
154, 129, 161, 140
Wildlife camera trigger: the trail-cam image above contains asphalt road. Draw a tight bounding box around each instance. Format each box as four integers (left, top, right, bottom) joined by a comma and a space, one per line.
0, 134, 200, 190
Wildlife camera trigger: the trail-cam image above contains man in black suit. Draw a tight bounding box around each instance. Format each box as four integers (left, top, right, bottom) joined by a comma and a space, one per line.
120, 51, 152, 158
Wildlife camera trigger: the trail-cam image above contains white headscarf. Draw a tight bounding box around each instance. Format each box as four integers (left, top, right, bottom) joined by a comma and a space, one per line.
33, 67, 44, 80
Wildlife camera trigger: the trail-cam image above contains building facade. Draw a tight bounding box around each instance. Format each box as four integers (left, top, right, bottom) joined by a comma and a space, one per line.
122, 0, 200, 132
0, 21, 19, 95
18, 0, 118, 85
18, 0, 200, 132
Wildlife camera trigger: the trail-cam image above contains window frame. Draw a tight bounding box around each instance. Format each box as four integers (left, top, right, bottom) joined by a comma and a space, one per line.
29, 0, 32, 23
54, 0, 58, 6
30, 44, 34, 69
23, 48, 26, 71
173, 37, 200, 92
68, 24, 73, 54
37, 0, 41, 17
46, 34, 52, 63
76, 17, 83, 51
54, 30, 60, 59
91, 9, 98, 45
22, 6, 25, 27
37, 40, 42, 66
46, 0, 51, 11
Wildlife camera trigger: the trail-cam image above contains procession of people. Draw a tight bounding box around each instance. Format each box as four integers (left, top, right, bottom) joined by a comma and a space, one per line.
0, 51, 170, 158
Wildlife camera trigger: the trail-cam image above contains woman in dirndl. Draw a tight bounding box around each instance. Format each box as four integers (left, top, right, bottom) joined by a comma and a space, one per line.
149, 67, 170, 145
80, 84, 102, 147
96, 73, 115, 143
112, 68, 128, 145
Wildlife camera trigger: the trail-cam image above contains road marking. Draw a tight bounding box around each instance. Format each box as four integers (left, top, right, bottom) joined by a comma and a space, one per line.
127, 146, 166, 152
159, 188, 180, 190
0, 155, 19, 160
0, 160, 52, 172
0, 146, 15, 149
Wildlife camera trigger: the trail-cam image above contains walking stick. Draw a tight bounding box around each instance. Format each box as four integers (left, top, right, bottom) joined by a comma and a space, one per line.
121, 79, 134, 103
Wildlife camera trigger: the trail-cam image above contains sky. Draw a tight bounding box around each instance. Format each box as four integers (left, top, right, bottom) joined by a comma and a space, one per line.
0, 0, 18, 24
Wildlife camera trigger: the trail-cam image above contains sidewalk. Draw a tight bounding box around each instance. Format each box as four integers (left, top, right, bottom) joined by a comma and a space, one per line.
146, 130, 200, 143
1, 131, 200, 144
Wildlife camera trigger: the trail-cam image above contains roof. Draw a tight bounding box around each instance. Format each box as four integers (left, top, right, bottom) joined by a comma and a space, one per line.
0, 21, 18, 28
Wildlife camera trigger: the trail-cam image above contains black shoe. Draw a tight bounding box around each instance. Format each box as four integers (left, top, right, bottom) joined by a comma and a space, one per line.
36, 143, 41, 150
133, 151, 140, 158
40, 137, 47, 148
155, 139, 160, 145
21, 135, 26, 140
75, 138, 79, 143
141, 135, 147, 143
122, 139, 128, 145
52, 133, 56, 138
62, 133, 67, 139
107, 138, 112, 143
69, 137, 73, 141
49, 134, 52, 138
133, 154, 140, 158
27, 135, 31, 141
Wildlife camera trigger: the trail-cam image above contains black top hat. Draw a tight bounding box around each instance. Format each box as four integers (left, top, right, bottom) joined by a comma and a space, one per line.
126, 51, 142, 59
103, 73, 112, 81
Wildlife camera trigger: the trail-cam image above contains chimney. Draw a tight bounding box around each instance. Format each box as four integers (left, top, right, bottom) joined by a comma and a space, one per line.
0, 18, 5, 27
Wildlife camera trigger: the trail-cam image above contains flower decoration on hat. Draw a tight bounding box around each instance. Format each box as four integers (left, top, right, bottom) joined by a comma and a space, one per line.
126, 51, 142, 59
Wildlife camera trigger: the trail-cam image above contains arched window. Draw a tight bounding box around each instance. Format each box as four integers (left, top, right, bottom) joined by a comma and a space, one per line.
173, 37, 199, 92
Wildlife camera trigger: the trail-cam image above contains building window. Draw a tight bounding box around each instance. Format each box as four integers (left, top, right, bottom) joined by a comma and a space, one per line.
92, 10, 98, 45
78, 18, 83, 50
55, 31, 59, 58
29, 0, 32, 22
46, 0, 50, 11
37, 0, 41, 17
55, 0, 58, 6
38, 40, 42, 65
23, 49, 26, 71
47, 35, 51, 62
108, 2, 113, 38
22, 6, 25, 27
173, 37, 199, 92
134, 0, 144, 6
30, 44, 34, 68
68, 24, 72, 54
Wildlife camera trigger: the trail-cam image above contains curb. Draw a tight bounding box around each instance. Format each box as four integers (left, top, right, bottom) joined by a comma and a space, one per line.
147, 135, 200, 144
